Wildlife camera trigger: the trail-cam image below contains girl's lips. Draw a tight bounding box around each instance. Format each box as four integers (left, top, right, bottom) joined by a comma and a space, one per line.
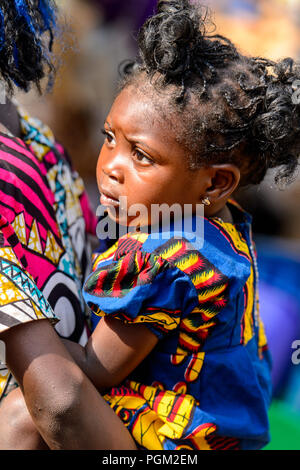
100, 190, 120, 207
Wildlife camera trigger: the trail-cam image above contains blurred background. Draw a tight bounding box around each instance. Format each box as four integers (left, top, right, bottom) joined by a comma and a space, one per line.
17, 0, 300, 449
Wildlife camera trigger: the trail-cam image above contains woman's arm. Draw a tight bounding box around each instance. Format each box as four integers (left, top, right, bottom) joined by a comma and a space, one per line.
62, 316, 159, 393
0, 316, 158, 449
0, 320, 91, 447
0, 318, 136, 449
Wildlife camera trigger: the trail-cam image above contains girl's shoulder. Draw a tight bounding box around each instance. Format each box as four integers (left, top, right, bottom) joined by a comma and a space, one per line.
85, 231, 197, 338
94, 199, 251, 257
204, 199, 254, 269
92, 199, 253, 297
85, 204, 254, 339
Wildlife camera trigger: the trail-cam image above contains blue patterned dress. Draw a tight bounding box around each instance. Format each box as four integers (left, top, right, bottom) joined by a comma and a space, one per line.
83, 200, 272, 450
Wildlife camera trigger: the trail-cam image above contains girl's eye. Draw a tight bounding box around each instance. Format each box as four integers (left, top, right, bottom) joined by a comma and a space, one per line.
134, 149, 154, 166
101, 129, 114, 144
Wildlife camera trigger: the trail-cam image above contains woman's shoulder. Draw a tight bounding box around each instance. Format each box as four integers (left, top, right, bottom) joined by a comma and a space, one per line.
0, 131, 50, 190
17, 106, 64, 163
0, 106, 58, 178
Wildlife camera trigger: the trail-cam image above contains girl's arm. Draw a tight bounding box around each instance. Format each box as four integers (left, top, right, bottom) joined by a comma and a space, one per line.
62, 316, 159, 393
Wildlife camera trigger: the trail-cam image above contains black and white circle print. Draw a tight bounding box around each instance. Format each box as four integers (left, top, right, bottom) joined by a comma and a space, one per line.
69, 216, 92, 282
42, 271, 88, 346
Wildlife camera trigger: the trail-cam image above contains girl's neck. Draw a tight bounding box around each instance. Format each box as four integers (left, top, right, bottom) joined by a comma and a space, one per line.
209, 204, 234, 224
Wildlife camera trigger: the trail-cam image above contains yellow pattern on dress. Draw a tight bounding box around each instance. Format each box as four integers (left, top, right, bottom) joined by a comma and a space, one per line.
0, 369, 10, 397
242, 264, 255, 345
197, 284, 227, 302
0, 275, 27, 307
258, 317, 268, 359
212, 216, 265, 349
105, 380, 217, 450
11, 212, 64, 265
93, 242, 119, 270
0, 246, 24, 268
159, 240, 185, 261
212, 217, 250, 256
117, 310, 180, 332
182, 316, 215, 333
190, 305, 218, 320
185, 352, 205, 382
173, 253, 199, 272
11, 212, 27, 245
44, 230, 64, 265
171, 346, 189, 365
18, 107, 55, 160
0, 246, 55, 399
191, 269, 216, 288
128, 232, 149, 244
27, 219, 43, 254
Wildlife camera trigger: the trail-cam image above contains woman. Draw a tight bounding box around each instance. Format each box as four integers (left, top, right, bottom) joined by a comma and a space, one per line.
0, 0, 98, 396
0, 0, 132, 450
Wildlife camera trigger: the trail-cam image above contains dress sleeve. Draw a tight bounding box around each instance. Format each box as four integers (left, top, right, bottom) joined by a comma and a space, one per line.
0, 219, 58, 335
83, 247, 198, 339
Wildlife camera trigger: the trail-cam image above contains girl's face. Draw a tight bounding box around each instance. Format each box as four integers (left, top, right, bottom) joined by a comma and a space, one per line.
97, 85, 210, 226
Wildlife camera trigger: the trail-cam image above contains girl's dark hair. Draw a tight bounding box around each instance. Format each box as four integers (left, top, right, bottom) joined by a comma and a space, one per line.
122, 0, 300, 186
0, 0, 57, 93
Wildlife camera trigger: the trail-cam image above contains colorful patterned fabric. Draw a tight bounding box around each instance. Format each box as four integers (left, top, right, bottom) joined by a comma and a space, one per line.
0, 107, 97, 400
84, 201, 272, 450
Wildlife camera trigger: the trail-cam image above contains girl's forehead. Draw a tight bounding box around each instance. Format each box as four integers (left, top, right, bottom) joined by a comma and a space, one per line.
109, 84, 182, 132
108, 89, 148, 124
106, 85, 190, 158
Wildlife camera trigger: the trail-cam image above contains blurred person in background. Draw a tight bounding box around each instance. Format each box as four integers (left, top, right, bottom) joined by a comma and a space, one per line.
220, 0, 300, 448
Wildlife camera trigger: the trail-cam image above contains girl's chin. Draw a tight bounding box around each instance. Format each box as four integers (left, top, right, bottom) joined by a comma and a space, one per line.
105, 208, 149, 229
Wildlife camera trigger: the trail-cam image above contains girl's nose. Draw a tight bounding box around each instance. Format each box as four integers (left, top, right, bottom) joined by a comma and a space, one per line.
101, 155, 125, 184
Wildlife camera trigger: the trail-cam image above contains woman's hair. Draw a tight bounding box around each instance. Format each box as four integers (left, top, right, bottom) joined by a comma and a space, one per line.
0, 0, 57, 93
121, 0, 300, 186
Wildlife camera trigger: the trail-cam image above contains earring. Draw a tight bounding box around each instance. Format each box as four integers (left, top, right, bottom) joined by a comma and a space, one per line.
202, 197, 211, 206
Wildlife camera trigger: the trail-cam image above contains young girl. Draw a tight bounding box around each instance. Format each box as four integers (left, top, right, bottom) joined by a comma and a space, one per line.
1, 0, 300, 450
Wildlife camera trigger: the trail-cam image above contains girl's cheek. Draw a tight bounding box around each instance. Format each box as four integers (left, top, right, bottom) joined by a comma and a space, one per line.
96, 150, 104, 178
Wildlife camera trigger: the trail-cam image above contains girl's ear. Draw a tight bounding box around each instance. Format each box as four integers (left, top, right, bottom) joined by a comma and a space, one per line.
204, 164, 241, 202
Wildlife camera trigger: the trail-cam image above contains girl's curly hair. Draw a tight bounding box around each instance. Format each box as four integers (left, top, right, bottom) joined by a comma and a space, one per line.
121, 0, 300, 186
0, 0, 57, 93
